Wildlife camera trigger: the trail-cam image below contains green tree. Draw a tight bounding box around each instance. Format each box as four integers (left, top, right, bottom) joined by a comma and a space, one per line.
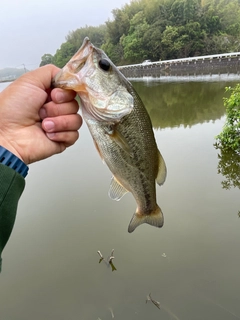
215, 84, 240, 153
201, 4, 221, 35
121, 11, 150, 63
101, 41, 124, 64
53, 25, 107, 68
66, 25, 106, 49
41, 0, 240, 66
39, 54, 54, 67
142, 22, 163, 61
161, 25, 183, 59
53, 42, 76, 68
169, 0, 186, 25
183, 0, 201, 23
181, 21, 206, 56
106, 8, 131, 45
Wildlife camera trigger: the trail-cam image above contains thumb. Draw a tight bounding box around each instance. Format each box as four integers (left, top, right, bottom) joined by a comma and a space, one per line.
18, 65, 61, 91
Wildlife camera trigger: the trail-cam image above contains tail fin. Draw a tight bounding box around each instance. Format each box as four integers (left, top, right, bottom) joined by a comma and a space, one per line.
128, 205, 164, 233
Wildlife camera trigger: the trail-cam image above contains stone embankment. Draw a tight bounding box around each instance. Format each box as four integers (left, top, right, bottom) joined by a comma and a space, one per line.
118, 52, 240, 78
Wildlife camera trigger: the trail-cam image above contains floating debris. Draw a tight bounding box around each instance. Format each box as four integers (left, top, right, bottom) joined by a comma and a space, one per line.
146, 293, 161, 310
109, 260, 117, 272
97, 250, 104, 259
97, 249, 117, 271
162, 253, 167, 258
108, 256, 115, 263
108, 307, 115, 318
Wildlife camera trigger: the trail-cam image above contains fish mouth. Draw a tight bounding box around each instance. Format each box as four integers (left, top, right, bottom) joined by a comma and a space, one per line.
52, 37, 93, 91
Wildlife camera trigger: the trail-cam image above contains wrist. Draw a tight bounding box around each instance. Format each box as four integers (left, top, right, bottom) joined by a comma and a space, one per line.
0, 136, 25, 162
0, 145, 29, 178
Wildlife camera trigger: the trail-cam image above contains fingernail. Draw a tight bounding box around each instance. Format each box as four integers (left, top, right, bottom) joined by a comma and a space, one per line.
39, 107, 47, 119
46, 132, 55, 139
43, 120, 55, 131
55, 91, 64, 103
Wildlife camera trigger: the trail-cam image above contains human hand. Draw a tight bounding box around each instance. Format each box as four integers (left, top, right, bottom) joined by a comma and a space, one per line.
0, 65, 82, 165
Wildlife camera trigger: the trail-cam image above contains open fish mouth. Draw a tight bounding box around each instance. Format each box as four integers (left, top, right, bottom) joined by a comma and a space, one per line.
52, 37, 93, 90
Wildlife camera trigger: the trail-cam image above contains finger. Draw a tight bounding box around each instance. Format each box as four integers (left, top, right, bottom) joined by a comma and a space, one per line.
46, 130, 79, 147
51, 88, 77, 103
39, 100, 79, 119
42, 114, 82, 133
19, 64, 61, 90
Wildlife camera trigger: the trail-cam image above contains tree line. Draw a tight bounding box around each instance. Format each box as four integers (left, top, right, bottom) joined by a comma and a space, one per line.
40, 0, 240, 67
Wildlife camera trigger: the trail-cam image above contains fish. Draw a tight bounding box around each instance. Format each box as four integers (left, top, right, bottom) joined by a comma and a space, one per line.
52, 37, 167, 233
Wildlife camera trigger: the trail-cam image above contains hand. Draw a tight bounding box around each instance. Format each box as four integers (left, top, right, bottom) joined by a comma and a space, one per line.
0, 65, 82, 164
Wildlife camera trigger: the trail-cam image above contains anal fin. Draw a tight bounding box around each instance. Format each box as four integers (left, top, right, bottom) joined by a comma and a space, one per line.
108, 176, 128, 201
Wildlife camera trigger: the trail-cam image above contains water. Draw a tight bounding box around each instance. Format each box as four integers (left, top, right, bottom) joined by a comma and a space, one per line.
0, 75, 240, 320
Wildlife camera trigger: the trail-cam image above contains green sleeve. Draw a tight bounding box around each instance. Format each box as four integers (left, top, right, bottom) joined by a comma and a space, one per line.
0, 164, 25, 272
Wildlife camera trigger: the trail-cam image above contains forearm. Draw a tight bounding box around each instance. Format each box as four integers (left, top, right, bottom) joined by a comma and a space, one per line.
0, 164, 25, 271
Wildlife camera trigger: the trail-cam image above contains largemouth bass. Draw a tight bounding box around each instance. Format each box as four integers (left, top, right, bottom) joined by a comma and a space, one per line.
53, 37, 167, 233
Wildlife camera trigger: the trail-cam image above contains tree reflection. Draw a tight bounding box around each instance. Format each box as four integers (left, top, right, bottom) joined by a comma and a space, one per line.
132, 80, 234, 129
216, 149, 240, 190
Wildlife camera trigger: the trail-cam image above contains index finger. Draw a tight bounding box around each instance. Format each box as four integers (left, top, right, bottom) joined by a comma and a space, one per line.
51, 88, 77, 104
19, 64, 61, 91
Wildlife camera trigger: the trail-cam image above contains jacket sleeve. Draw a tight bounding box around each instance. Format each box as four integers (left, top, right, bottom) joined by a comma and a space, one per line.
0, 164, 25, 272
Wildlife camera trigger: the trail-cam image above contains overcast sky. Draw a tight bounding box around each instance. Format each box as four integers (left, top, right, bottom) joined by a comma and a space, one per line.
0, 0, 130, 70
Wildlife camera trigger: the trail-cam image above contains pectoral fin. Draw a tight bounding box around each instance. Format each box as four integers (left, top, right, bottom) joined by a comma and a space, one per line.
108, 177, 128, 201
105, 126, 131, 155
156, 150, 167, 186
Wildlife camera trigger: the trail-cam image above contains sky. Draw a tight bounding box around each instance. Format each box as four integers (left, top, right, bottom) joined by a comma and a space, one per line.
0, 0, 130, 70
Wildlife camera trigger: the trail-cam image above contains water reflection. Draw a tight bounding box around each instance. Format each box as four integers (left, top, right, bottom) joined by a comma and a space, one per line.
132, 80, 229, 129
216, 149, 240, 190
1, 77, 240, 320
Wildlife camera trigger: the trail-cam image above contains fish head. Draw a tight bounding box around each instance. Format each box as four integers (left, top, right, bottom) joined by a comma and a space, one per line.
53, 37, 134, 122
52, 37, 92, 91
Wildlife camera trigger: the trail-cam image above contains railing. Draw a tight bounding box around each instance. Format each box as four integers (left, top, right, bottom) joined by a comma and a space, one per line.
118, 52, 240, 70
118, 52, 240, 78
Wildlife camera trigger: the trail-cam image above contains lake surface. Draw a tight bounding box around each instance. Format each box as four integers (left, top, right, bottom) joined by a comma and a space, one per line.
0, 74, 240, 320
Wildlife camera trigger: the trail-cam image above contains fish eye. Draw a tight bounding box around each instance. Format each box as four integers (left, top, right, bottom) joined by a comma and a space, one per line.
99, 59, 111, 72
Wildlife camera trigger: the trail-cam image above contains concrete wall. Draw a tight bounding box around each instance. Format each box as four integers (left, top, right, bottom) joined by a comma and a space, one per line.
119, 56, 240, 78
